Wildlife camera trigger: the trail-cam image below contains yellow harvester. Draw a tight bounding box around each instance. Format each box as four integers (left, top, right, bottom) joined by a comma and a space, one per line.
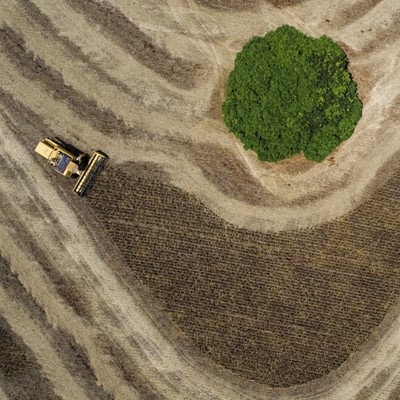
35, 137, 108, 196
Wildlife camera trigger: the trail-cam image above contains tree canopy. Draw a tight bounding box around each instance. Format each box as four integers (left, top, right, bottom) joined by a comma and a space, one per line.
222, 25, 363, 162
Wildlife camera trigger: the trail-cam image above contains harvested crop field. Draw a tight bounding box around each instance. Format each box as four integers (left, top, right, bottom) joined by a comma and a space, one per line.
1, 0, 400, 399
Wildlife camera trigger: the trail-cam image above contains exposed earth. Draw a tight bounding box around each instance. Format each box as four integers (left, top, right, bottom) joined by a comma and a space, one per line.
1, 0, 400, 399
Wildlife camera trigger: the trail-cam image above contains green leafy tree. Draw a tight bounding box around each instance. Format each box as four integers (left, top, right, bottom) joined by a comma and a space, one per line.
222, 25, 363, 162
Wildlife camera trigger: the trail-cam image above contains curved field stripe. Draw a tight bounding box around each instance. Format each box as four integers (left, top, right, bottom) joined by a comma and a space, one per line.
64, 0, 203, 89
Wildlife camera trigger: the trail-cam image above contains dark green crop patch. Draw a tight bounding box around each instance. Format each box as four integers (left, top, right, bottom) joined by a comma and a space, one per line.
222, 25, 363, 162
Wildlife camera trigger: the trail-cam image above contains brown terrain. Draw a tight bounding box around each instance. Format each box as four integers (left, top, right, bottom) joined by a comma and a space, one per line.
0, 0, 400, 399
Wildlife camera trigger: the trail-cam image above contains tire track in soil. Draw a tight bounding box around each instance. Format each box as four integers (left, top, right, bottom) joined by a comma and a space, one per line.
193, 0, 260, 11
266, 0, 309, 7
194, 0, 308, 10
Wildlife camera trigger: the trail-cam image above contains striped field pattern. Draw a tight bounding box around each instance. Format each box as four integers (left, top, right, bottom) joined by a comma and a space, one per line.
1, 0, 400, 399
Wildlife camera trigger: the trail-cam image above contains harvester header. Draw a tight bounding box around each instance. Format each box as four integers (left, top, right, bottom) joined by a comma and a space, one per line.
35, 137, 108, 196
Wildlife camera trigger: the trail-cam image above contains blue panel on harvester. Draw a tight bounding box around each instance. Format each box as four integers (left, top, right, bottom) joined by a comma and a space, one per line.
55, 153, 70, 173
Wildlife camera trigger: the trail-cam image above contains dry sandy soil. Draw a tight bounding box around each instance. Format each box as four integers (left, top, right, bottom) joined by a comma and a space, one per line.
0, 0, 400, 399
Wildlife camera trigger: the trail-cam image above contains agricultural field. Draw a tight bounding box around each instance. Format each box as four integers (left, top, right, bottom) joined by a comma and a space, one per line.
86, 161, 400, 387
0, 0, 400, 399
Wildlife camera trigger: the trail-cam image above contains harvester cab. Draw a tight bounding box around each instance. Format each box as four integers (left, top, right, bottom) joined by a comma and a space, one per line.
35, 137, 107, 196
